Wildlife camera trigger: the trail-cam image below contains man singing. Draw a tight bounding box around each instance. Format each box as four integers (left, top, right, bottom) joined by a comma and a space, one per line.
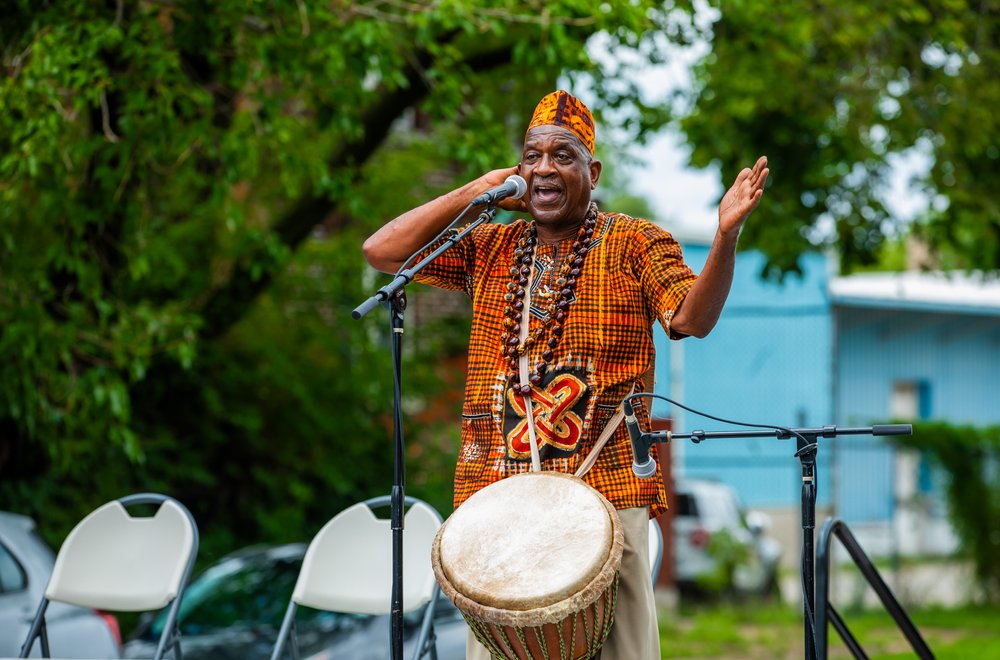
363, 90, 768, 658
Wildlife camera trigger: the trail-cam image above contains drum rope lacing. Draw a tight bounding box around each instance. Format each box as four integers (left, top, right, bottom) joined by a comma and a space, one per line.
464, 575, 619, 660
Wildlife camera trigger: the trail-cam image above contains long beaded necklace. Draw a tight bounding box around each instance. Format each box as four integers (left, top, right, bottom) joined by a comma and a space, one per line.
500, 203, 598, 397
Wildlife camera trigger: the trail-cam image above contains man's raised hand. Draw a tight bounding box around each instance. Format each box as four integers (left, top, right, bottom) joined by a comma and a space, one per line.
718, 156, 768, 235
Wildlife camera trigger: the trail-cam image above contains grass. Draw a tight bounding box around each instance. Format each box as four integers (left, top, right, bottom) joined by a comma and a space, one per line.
658, 600, 1000, 658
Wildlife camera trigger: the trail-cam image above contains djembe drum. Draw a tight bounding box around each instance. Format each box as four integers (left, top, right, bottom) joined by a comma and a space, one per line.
431, 471, 624, 660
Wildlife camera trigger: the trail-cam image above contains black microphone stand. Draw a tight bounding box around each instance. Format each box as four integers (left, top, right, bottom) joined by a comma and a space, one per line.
352, 204, 499, 660
630, 422, 912, 660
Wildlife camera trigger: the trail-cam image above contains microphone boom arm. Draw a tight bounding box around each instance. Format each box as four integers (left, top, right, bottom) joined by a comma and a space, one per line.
635, 423, 912, 447
353, 205, 499, 319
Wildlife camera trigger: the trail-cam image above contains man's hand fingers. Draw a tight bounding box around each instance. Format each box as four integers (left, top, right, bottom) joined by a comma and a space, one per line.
734, 167, 752, 186
752, 168, 769, 192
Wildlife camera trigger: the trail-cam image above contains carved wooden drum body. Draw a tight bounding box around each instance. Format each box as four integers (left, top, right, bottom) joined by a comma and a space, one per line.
431, 472, 624, 660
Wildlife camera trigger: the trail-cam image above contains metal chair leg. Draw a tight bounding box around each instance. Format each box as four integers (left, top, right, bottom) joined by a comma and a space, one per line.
270, 600, 299, 660
18, 598, 50, 658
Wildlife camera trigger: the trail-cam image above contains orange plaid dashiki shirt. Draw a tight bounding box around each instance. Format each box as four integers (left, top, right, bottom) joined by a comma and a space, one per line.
413, 210, 697, 517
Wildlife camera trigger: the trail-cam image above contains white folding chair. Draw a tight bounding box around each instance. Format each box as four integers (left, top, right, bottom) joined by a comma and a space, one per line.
19, 493, 199, 660
649, 518, 664, 585
270, 495, 444, 660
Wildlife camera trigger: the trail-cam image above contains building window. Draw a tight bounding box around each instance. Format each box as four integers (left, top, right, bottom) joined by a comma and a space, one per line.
892, 379, 936, 496
890, 380, 931, 421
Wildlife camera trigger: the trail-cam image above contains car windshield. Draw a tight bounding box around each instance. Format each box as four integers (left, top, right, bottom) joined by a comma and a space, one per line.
677, 483, 748, 529
699, 490, 743, 527
675, 493, 697, 517
148, 550, 311, 637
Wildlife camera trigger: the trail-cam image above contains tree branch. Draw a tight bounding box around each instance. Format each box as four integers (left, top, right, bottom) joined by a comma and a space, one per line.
197, 42, 516, 339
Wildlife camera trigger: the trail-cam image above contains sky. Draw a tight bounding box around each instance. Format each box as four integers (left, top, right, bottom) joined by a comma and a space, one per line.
582, 21, 932, 247
583, 29, 723, 242
629, 130, 722, 242
626, 127, 933, 245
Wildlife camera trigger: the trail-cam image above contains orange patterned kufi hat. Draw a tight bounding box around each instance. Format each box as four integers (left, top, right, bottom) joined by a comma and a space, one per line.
525, 90, 595, 155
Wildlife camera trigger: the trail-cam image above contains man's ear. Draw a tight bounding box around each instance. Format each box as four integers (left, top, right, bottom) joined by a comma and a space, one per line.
590, 160, 602, 189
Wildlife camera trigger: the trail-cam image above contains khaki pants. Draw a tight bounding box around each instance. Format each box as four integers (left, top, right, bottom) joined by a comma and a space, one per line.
465, 506, 659, 659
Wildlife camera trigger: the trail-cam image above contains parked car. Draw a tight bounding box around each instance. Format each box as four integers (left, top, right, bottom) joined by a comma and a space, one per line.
0, 511, 122, 658
673, 478, 782, 596
123, 543, 467, 660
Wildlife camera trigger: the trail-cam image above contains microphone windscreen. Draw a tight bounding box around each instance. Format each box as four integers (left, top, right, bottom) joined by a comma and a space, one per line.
506, 175, 527, 199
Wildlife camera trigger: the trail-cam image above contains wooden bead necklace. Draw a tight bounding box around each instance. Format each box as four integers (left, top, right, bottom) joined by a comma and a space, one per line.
500, 203, 598, 396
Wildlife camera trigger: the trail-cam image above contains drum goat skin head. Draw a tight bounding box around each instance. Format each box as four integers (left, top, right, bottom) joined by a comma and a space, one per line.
437, 472, 614, 611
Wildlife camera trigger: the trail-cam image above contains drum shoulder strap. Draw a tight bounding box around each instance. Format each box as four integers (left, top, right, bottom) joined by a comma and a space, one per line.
574, 384, 636, 479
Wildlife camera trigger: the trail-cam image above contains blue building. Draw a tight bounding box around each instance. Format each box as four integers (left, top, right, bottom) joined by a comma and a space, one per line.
654, 238, 1000, 556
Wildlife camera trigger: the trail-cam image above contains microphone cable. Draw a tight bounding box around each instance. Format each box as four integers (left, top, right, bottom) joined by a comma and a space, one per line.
623, 391, 813, 449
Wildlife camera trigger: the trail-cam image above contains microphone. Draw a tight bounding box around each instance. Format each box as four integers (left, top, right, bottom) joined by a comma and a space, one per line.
623, 399, 657, 479
471, 175, 527, 206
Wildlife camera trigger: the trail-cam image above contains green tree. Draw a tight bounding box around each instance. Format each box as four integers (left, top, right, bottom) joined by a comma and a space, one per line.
899, 422, 1000, 604
0, 1, 696, 552
675, 0, 999, 275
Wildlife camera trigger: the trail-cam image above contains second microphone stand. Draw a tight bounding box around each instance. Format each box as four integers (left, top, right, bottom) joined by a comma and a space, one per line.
630, 420, 912, 660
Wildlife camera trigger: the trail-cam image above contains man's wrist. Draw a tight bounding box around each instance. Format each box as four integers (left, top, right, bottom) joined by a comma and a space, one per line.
715, 223, 742, 245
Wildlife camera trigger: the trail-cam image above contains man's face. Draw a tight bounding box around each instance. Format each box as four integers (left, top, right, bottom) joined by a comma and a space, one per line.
520, 126, 601, 229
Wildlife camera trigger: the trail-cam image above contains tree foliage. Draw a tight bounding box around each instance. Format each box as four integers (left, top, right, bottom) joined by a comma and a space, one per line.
899, 422, 1000, 604
0, 1, 695, 552
677, 0, 1000, 275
